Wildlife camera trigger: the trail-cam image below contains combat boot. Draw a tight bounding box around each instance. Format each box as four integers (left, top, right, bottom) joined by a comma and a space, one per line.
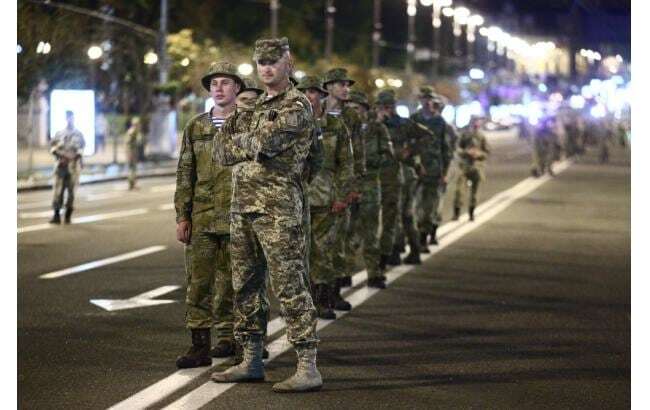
452, 207, 460, 221
228, 342, 270, 365
64, 207, 73, 224
332, 279, 351, 311
387, 245, 402, 266
469, 206, 475, 221
340, 276, 352, 287
211, 336, 265, 383
272, 347, 323, 393
367, 276, 386, 289
49, 209, 61, 225
314, 284, 336, 320
429, 224, 439, 245
210, 339, 235, 358
419, 232, 430, 253
531, 168, 540, 178
176, 328, 212, 369
403, 252, 421, 265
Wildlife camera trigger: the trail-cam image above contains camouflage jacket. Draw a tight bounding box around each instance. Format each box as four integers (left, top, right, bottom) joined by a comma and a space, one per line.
50, 128, 86, 174
174, 111, 233, 234
213, 83, 314, 221
307, 110, 354, 209
382, 114, 426, 182
363, 117, 394, 174
323, 101, 366, 183
410, 111, 452, 177
457, 129, 490, 170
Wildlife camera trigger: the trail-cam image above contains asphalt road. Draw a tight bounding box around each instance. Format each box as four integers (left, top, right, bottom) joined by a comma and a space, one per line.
17, 135, 630, 409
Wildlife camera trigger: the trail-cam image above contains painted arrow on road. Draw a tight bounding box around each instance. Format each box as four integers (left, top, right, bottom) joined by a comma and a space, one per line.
90, 285, 181, 312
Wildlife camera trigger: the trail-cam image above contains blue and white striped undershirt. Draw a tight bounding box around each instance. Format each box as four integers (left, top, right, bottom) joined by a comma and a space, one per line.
211, 116, 225, 130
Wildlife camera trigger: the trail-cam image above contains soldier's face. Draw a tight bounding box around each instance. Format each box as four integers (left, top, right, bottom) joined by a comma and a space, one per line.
347, 102, 367, 119
210, 77, 240, 107
66, 115, 74, 128
236, 91, 260, 109
256, 55, 290, 87
419, 97, 434, 112
327, 81, 351, 101
304, 89, 324, 110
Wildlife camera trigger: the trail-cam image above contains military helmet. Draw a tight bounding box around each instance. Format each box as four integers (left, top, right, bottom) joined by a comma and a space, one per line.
253, 37, 290, 62
296, 75, 329, 96
322, 67, 355, 88
348, 90, 369, 109
201, 61, 244, 91
376, 89, 397, 106
239, 77, 264, 96
417, 85, 436, 99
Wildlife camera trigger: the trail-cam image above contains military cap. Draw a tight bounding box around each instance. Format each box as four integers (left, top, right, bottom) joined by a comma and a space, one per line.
417, 85, 436, 99
201, 61, 244, 91
376, 89, 397, 106
322, 67, 355, 87
348, 90, 369, 109
253, 37, 290, 62
239, 77, 264, 96
296, 75, 329, 96
432, 93, 448, 107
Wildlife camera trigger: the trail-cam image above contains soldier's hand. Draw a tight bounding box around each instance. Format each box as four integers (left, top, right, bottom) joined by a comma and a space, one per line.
331, 201, 348, 214
176, 220, 192, 244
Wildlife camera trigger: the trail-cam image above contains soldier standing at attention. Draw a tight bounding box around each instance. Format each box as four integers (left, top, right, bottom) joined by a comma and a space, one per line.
346, 90, 390, 288
410, 87, 452, 249
530, 116, 557, 178
453, 116, 490, 221
211, 38, 322, 393
125, 116, 142, 190
321, 67, 363, 310
49, 110, 85, 224
237, 78, 264, 109
174, 62, 243, 368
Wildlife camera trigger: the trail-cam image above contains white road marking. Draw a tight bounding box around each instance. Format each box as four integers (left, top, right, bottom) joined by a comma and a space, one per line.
18, 208, 150, 234
162, 160, 572, 410
158, 203, 175, 211
85, 192, 125, 201
109, 160, 571, 409
150, 184, 177, 193
19, 210, 56, 219
39, 245, 167, 279
91, 285, 181, 311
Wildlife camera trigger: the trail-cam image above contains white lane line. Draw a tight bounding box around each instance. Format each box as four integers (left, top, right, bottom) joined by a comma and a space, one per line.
163, 160, 571, 410
18, 208, 150, 234
86, 192, 126, 201
19, 210, 56, 219
150, 184, 177, 193
158, 203, 175, 211
111, 160, 571, 409
39, 246, 167, 279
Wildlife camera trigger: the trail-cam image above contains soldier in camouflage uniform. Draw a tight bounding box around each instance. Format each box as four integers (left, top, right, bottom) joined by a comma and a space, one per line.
322, 67, 363, 310
174, 62, 244, 369
453, 116, 490, 221
433, 94, 460, 238
297, 75, 354, 319
410, 86, 452, 250
237, 77, 264, 109
125, 116, 142, 190
530, 116, 557, 178
49, 110, 86, 224
375, 90, 429, 264
211, 38, 322, 393
346, 90, 390, 288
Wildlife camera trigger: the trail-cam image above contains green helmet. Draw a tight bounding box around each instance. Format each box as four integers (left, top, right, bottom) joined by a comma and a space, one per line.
296, 75, 329, 96
239, 77, 263, 96
322, 67, 355, 88
417, 85, 436, 99
376, 89, 397, 106
348, 90, 369, 109
201, 61, 244, 91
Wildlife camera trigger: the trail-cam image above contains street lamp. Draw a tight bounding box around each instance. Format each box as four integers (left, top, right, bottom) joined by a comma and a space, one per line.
238, 63, 253, 76
428, 0, 453, 77
87, 45, 103, 60
180, 57, 190, 67
144, 51, 158, 65
406, 0, 417, 76
36, 41, 51, 54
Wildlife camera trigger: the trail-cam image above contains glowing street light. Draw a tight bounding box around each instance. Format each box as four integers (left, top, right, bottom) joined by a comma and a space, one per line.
407, 0, 417, 17
36, 41, 51, 54
419, 0, 433, 6
180, 57, 190, 67
453, 7, 470, 24
17, 44, 22, 54
469, 14, 484, 27
87, 45, 103, 60
238, 63, 253, 76
293, 70, 306, 80
375, 78, 386, 88
442, 7, 454, 17
144, 50, 158, 65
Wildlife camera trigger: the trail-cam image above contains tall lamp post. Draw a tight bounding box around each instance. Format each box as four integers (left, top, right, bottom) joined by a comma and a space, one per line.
419, 0, 453, 79
453, 6, 470, 69
406, 0, 417, 77
372, 0, 382, 68
466, 14, 483, 66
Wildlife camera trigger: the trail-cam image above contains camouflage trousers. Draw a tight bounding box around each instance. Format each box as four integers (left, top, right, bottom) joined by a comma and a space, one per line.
184, 231, 234, 342
52, 169, 79, 211
398, 175, 420, 253
310, 208, 344, 285
331, 208, 351, 279
230, 212, 318, 349
417, 175, 443, 233
453, 166, 482, 209
532, 147, 552, 175
345, 177, 382, 278
379, 180, 402, 256
128, 159, 137, 189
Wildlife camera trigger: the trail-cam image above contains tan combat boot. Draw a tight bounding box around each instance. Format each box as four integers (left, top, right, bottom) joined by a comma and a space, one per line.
210, 336, 265, 383
272, 347, 323, 393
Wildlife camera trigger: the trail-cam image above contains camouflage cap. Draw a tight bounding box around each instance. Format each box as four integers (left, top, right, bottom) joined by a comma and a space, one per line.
253, 37, 290, 62
322, 67, 355, 87
432, 93, 448, 107
239, 77, 264, 95
296, 75, 329, 96
201, 61, 244, 91
348, 90, 369, 108
376, 89, 396, 106
417, 85, 436, 98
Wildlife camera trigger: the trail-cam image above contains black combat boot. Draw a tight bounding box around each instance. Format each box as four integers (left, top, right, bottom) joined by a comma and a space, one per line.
419, 232, 430, 253
49, 209, 61, 224
452, 207, 460, 221
210, 339, 235, 358
531, 168, 540, 178
367, 276, 386, 289
332, 279, 352, 311
176, 328, 212, 369
429, 224, 439, 245
340, 276, 352, 287
469, 206, 475, 221
403, 252, 421, 265
64, 207, 73, 224
314, 284, 336, 320
387, 245, 402, 266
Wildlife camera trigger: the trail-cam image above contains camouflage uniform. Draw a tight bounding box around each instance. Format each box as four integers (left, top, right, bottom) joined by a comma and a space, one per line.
531, 120, 557, 176
454, 126, 490, 216
126, 118, 142, 190
174, 62, 244, 348
213, 42, 318, 349
50, 126, 85, 219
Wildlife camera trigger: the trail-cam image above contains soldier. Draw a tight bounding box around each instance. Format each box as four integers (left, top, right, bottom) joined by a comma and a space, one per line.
321, 67, 363, 310
174, 61, 244, 369
211, 38, 322, 393
531, 116, 557, 177
125, 116, 142, 190
237, 78, 264, 109
297, 75, 354, 318
375, 89, 428, 265
49, 110, 85, 224
410, 87, 452, 249
346, 89, 389, 288
453, 116, 490, 221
